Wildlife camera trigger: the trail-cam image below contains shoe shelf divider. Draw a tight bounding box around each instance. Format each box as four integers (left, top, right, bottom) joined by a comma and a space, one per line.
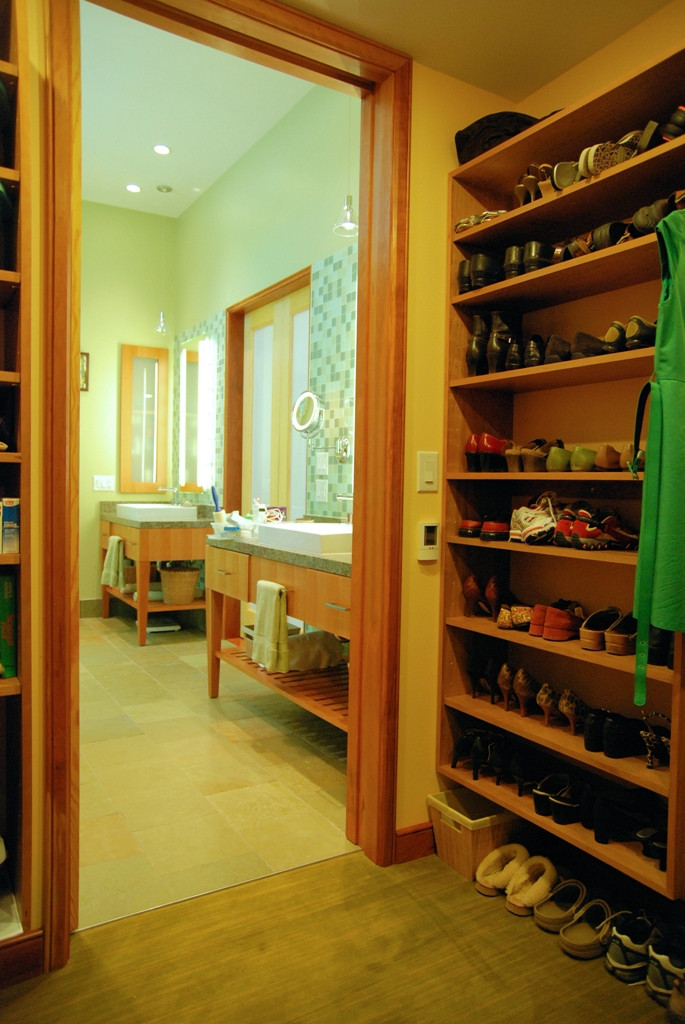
439, 43, 685, 900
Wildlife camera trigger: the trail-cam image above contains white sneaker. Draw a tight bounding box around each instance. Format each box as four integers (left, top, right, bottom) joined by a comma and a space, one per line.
512, 492, 559, 545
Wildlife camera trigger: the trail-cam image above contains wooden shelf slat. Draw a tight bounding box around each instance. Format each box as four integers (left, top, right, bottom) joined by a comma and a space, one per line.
445, 615, 673, 685
449, 348, 654, 393
104, 585, 205, 614
0, 676, 19, 697
445, 692, 668, 797
438, 763, 670, 897
218, 642, 348, 732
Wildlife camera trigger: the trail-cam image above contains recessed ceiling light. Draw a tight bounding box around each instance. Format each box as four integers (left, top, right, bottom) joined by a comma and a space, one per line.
153, 144, 170, 155
156, 184, 173, 193
126, 183, 141, 193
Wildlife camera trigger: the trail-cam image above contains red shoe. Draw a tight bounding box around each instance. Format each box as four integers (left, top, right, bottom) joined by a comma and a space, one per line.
571, 506, 639, 550
464, 432, 481, 472
478, 433, 511, 472
542, 602, 585, 641
458, 517, 483, 538
480, 514, 510, 541
553, 501, 584, 547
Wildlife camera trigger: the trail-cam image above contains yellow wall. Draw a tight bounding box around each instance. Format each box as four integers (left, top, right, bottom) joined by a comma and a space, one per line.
397, 1, 684, 827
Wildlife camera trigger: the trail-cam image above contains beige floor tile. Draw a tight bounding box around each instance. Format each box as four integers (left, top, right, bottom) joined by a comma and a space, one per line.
78, 855, 173, 930
78, 616, 353, 926
79, 777, 118, 822
120, 697, 198, 723
80, 715, 144, 745
208, 780, 311, 825
237, 808, 358, 872
98, 762, 213, 830
161, 852, 272, 902
82, 732, 167, 773
133, 813, 256, 875
80, 813, 142, 866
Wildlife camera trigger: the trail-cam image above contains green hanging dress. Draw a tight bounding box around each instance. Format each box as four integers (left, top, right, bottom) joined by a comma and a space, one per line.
633, 208, 685, 706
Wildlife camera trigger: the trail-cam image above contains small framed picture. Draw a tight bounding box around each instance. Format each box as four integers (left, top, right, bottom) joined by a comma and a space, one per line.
80, 352, 89, 392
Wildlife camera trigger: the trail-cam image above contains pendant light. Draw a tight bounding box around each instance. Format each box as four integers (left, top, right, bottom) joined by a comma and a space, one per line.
155, 216, 169, 334
333, 98, 358, 238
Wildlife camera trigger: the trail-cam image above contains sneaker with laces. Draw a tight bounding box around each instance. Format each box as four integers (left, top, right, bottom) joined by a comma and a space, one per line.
511, 491, 559, 545
605, 910, 661, 984
571, 505, 639, 550
647, 931, 685, 1005
554, 501, 584, 547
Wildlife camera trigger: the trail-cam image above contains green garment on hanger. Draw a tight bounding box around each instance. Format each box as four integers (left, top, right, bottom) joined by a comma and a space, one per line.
633, 209, 685, 706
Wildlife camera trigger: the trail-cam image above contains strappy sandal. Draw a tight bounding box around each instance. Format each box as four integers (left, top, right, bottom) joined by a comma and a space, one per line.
534, 879, 587, 933
640, 711, 671, 769
559, 901, 628, 959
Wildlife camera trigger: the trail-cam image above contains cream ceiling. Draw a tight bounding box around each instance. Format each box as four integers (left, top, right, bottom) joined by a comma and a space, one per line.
81, 0, 673, 217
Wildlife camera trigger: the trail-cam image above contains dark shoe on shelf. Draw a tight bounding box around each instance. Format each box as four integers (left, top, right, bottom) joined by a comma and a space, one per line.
523, 240, 554, 273
579, 606, 623, 650
523, 333, 546, 367
624, 315, 657, 348
604, 611, 638, 655
470, 252, 501, 289
602, 711, 644, 758
487, 311, 519, 374
457, 258, 472, 294
602, 321, 626, 353
465, 314, 490, 377
571, 331, 604, 359
544, 334, 571, 363
503, 245, 524, 278
477, 433, 511, 472
464, 432, 480, 472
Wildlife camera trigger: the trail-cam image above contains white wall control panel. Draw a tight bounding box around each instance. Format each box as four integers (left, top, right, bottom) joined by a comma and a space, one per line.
418, 522, 439, 561
93, 475, 115, 491
417, 451, 438, 492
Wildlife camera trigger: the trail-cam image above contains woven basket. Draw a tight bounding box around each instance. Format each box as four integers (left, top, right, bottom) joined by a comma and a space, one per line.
159, 566, 200, 605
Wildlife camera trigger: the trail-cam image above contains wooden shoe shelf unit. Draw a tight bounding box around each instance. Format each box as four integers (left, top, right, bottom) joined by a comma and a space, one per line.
439, 44, 685, 899
0, 0, 34, 970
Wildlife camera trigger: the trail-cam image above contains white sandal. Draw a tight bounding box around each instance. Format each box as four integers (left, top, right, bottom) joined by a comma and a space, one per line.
475, 843, 529, 897
505, 855, 557, 916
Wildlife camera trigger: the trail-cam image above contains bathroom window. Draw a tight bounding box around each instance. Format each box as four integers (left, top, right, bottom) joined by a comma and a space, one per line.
119, 344, 169, 492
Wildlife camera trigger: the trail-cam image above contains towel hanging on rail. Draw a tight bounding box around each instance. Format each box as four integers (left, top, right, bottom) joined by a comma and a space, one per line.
251, 580, 289, 673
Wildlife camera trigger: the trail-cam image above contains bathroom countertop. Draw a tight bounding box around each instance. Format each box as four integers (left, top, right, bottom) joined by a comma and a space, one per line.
100, 501, 214, 530
207, 535, 352, 577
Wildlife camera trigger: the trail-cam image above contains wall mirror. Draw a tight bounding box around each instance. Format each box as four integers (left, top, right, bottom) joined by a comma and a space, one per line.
119, 344, 169, 492
178, 334, 218, 491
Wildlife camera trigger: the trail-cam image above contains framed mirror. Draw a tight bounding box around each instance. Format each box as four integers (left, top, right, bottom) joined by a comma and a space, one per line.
119, 344, 169, 492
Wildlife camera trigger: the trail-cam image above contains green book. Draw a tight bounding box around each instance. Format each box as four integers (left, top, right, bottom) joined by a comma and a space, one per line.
0, 574, 17, 677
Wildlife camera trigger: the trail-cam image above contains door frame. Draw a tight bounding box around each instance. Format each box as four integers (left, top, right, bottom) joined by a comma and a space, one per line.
48, 0, 411, 970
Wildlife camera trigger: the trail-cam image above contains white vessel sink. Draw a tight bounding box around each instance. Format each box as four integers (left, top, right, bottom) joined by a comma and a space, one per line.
258, 521, 352, 554
116, 503, 198, 522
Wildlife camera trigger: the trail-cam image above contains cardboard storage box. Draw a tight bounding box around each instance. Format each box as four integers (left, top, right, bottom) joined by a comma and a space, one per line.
427, 789, 516, 880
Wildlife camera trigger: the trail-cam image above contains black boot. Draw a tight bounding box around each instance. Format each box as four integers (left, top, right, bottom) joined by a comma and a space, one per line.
465, 314, 490, 376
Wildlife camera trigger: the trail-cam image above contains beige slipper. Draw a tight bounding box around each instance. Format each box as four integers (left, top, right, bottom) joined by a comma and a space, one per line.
534, 878, 587, 932
505, 855, 557, 916
475, 843, 529, 897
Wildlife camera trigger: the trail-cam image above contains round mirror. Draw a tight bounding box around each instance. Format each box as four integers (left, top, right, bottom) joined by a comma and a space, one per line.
291, 390, 324, 438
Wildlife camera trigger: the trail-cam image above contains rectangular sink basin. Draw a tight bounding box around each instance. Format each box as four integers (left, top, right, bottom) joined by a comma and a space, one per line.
116, 503, 198, 522
258, 521, 352, 554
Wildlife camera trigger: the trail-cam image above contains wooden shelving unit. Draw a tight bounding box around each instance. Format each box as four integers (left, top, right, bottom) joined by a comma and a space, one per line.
439, 43, 685, 899
0, 0, 33, 977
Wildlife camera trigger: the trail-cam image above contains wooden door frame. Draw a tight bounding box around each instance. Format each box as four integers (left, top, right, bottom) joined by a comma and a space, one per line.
48, 0, 411, 970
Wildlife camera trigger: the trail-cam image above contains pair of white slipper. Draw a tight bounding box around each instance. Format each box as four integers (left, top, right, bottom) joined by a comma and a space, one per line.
475, 843, 557, 916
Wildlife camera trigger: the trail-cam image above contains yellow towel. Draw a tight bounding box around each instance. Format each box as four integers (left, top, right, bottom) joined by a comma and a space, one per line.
251, 580, 289, 672
101, 535, 124, 589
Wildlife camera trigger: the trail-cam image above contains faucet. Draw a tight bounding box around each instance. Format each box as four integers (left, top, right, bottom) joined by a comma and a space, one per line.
337, 492, 354, 524
158, 486, 180, 505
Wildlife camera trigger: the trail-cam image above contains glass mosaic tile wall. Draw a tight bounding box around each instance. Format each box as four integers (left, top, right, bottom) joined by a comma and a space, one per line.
171, 244, 356, 518
306, 244, 357, 519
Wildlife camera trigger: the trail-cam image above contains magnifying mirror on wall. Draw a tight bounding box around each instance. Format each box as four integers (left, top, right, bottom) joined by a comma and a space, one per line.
291, 390, 324, 439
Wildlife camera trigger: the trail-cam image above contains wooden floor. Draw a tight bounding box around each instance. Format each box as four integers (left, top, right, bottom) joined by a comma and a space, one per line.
0, 852, 664, 1024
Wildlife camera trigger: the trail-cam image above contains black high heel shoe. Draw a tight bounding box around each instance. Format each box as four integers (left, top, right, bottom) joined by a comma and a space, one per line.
467, 654, 502, 704
465, 314, 490, 377
451, 728, 487, 769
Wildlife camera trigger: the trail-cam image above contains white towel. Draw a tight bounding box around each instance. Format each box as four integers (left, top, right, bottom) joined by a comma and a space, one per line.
101, 535, 124, 589
251, 580, 289, 672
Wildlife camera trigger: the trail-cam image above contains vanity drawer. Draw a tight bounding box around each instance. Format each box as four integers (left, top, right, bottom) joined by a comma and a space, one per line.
206, 547, 249, 601
249, 557, 352, 638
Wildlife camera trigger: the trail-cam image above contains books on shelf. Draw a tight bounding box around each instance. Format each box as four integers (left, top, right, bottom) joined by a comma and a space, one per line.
0, 573, 16, 677
1, 497, 18, 553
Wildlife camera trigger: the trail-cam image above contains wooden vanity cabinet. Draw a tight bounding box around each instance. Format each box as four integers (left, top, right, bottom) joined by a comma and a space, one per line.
206, 543, 351, 730
439, 44, 685, 899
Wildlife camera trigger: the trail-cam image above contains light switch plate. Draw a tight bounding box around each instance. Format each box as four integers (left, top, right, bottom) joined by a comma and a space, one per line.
417, 451, 438, 492
93, 475, 115, 491
316, 451, 328, 475
316, 479, 328, 501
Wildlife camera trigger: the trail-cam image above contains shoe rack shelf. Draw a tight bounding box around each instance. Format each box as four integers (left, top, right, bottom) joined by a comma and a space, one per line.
439, 44, 685, 900
0, 0, 34, 976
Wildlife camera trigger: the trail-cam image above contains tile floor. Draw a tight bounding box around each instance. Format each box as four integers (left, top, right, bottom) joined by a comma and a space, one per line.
79, 615, 356, 929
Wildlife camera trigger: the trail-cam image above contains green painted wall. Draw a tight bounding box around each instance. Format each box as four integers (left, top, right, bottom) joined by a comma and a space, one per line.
80, 85, 360, 603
